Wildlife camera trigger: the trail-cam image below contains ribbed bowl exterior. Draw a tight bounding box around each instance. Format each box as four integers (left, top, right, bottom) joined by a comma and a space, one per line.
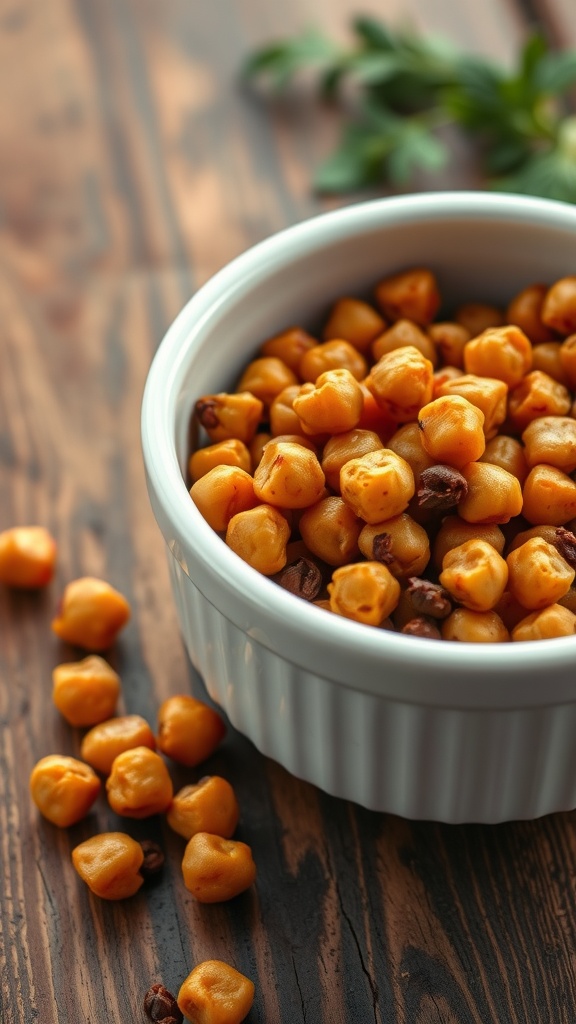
167, 551, 576, 824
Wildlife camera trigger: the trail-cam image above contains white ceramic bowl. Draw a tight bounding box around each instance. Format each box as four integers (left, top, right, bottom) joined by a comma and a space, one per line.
142, 191, 576, 824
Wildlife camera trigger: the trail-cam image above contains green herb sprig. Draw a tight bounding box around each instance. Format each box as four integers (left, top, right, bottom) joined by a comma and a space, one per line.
243, 16, 576, 202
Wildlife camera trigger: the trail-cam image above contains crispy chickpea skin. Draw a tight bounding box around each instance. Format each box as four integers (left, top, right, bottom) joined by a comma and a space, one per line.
226, 504, 290, 575
195, 392, 263, 445
299, 496, 362, 566
323, 296, 386, 352
439, 538, 509, 612
507, 537, 575, 610
156, 695, 226, 767
293, 368, 364, 435
321, 428, 383, 491
235, 356, 298, 408
541, 276, 576, 335
512, 604, 576, 641
0, 526, 56, 588
182, 832, 256, 902
30, 754, 101, 827
51, 577, 131, 651
522, 465, 576, 526
177, 961, 255, 1024
358, 513, 430, 578
417, 395, 486, 468
253, 440, 326, 509
188, 439, 252, 484
72, 832, 145, 900
106, 746, 173, 818
340, 448, 415, 524
327, 561, 401, 626
190, 465, 257, 533
299, 339, 368, 382
80, 715, 156, 775
441, 608, 510, 642
259, 326, 317, 372
167, 777, 240, 841
463, 325, 532, 387
522, 416, 576, 473
52, 655, 121, 728
366, 345, 434, 422
374, 267, 441, 326
457, 462, 523, 524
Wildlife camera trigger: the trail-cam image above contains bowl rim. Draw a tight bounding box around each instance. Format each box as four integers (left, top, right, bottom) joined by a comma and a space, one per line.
142, 191, 576, 710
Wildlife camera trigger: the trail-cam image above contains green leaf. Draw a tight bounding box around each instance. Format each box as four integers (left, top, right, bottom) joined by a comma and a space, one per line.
241, 29, 339, 89
386, 123, 447, 183
492, 146, 576, 204
312, 123, 393, 192
534, 50, 576, 95
351, 15, 398, 52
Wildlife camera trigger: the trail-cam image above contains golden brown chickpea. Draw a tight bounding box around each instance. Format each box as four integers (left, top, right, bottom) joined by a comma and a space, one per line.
321, 428, 383, 491
432, 517, 505, 571
366, 345, 434, 423
188, 438, 252, 484
0, 526, 57, 588
249, 431, 272, 471
507, 523, 566, 554
226, 504, 290, 575
293, 368, 364, 436
463, 325, 532, 388
439, 538, 509, 612
454, 302, 504, 336
268, 385, 308, 437
178, 960, 255, 1024
323, 297, 386, 352
435, 374, 508, 439
530, 342, 570, 386
106, 747, 173, 818
432, 366, 465, 397
235, 356, 298, 409
182, 832, 256, 902
522, 465, 576, 526
441, 608, 509, 642
328, 561, 401, 625
493, 591, 528, 632
358, 513, 430, 578
387, 422, 436, 486
253, 439, 326, 509
259, 326, 317, 372
479, 435, 528, 485
52, 655, 121, 728
559, 334, 576, 388
157, 695, 226, 767
512, 604, 576, 641
427, 322, 471, 368
371, 318, 438, 367
51, 577, 131, 651
522, 416, 576, 473
506, 537, 575, 610
374, 267, 440, 325
299, 496, 362, 566
195, 392, 264, 445
506, 283, 556, 345
299, 339, 368, 383
417, 395, 486, 468
167, 777, 240, 841
72, 832, 145, 900
80, 715, 156, 775
189, 465, 258, 533
30, 754, 101, 827
458, 461, 523, 524
507, 370, 571, 432
541, 276, 576, 335
340, 448, 415, 524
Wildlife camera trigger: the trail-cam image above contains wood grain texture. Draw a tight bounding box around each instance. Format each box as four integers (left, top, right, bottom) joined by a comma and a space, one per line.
1, 1, 576, 1022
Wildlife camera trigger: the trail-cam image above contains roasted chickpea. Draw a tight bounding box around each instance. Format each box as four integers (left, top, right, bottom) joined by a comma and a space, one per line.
52, 655, 121, 728
321, 428, 383, 491
299, 339, 368, 383
541, 276, 576, 335
323, 297, 386, 352
72, 832, 145, 900
226, 504, 290, 575
188, 439, 252, 483
522, 465, 576, 526
522, 416, 576, 474
80, 715, 156, 775
512, 604, 576, 641
435, 374, 508, 439
195, 392, 264, 445
439, 538, 509, 612
249, 430, 272, 471
178, 960, 255, 1024
463, 325, 532, 388
366, 346, 434, 423
454, 302, 504, 336
432, 366, 465, 397
51, 577, 131, 651
387, 422, 436, 486
190, 465, 258, 533
299, 496, 362, 566
269, 384, 308, 437
340, 448, 415, 524
479, 435, 528, 484
358, 513, 430, 578
432, 516, 505, 571
167, 777, 240, 841
417, 395, 486, 468
374, 267, 440, 326
506, 537, 575, 610
106, 746, 173, 818
259, 326, 317, 371
182, 832, 256, 902
30, 754, 101, 827
371, 318, 438, 366
427, 322, 470, 368
293, 368, 364, 435
457, 462, 523, 524
235, 356, 298, 408
530, 342, 570, 385
441, 608, 509, 643
0, 526, 56, 588
506, 282, 556, 345
559, 334, 576, 388
507, 370, 571, 432
157, 695, 226, 767
253, 440, 325, 508
328, 561, 401, 625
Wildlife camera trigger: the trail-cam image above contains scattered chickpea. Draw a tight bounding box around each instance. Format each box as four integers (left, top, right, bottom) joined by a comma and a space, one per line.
167, 776, 240, 841
0, 526, 57, 588
80, 714, 156, 775
52, 655, 121, 728
156, 695, 226, 767
51, 577, 131, 651
72, 832, 146, 900
106, 746, 173, 818
30, 754, 101, 827
181, 832, 256, 903
177, 960, 255, 1024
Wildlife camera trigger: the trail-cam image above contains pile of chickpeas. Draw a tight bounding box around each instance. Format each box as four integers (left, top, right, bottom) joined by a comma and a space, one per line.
190, 269, 576, 643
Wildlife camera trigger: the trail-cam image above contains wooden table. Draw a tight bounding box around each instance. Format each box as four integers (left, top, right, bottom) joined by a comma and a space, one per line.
2, 1, 576, 1021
